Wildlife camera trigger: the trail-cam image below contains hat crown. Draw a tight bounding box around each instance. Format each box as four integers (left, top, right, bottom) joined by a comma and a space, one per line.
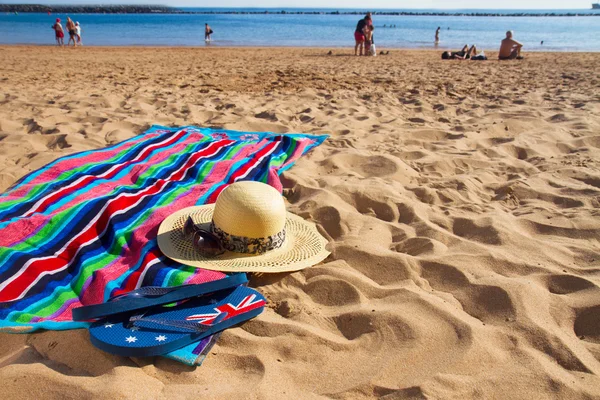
212, 181, 286, 238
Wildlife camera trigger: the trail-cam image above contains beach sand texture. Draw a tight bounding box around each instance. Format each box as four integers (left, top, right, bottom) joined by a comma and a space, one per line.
0, 46, 600, 399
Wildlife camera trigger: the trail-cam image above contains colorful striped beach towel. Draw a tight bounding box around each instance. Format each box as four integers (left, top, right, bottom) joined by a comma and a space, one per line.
0, 125, 326, 362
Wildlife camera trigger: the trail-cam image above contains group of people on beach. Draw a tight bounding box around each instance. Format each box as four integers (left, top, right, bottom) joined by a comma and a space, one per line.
354, 12, 523, 60
441, 30, 523, 61
354, 12, 376, 56
51, 17, 211, 46
51, 17, 82, 46
46, 12, 525, 60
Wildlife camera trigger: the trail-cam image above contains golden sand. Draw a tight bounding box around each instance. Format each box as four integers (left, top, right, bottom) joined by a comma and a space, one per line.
0, 46, 599, 399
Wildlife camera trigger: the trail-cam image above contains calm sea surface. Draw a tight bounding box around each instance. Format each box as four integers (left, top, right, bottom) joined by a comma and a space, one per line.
1, 8, 599, 51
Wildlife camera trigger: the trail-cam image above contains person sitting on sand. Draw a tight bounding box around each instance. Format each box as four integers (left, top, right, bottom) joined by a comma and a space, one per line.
51, 18, 64, 46
499, 31, 523, 60
442, 45, 487, 61
66, 17, 76, 47
75, 22, 82, 46
354, 15, 371, 56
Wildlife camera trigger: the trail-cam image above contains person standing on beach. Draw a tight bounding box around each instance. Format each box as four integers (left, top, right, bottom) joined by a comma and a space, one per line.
205, 23, 213, 42
66, 17, 76, 47
435, 27, 441, 43
354, 14, 371, 56
365, 25, 375, 56
75, 22, 82, 46
51, 18, 64, 46
366, 12, 374, 49
499, 31, 523, 60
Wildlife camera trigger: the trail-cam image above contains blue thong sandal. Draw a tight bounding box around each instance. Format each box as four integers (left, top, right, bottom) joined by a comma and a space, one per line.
88, 285, 265, 357
72, 273, 248, 321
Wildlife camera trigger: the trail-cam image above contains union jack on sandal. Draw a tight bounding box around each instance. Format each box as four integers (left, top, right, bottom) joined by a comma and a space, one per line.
88, 286, 266, 357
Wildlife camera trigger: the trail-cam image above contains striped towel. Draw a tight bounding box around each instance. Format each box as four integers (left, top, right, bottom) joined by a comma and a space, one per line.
0, 125, 326, 363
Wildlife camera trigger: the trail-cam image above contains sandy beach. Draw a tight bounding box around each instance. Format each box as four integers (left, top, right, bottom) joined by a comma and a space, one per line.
0, 45, 600, 399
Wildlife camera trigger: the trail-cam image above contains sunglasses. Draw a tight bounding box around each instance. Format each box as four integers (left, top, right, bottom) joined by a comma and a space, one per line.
182, 216, 225, 258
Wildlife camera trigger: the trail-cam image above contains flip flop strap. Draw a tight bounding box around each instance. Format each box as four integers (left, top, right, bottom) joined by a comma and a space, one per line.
106, 274, 247, 303
108, 274, 246, 302
129, 314, 226, 333
109, 286, 189, 300
73, 273, 247, 321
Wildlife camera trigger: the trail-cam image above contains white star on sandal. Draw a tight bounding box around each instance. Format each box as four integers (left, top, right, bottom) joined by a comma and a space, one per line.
125, 336, 137, 343
104, 323, 114, 328
155, 335, 167, 342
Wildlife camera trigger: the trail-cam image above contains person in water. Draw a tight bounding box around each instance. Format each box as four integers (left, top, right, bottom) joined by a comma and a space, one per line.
499, 31, 524, 60
354, 14, 371, 56
205, 23, 213, 42
51, 18, 64, 46
435, 27, 441, 43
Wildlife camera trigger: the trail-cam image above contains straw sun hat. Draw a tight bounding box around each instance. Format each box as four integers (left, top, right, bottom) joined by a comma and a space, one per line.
158, 181, 330, 273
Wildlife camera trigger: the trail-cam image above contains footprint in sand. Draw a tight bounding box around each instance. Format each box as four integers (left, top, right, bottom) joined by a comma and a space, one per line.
574, 305, 600, 344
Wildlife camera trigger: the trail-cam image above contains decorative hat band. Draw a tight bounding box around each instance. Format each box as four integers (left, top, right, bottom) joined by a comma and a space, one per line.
209, 222, 286, 255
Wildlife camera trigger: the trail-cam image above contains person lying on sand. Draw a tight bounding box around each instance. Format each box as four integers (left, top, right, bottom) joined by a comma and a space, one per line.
441, 44, 471, 60
441, 45, 486, 60
499, 31, 524, 60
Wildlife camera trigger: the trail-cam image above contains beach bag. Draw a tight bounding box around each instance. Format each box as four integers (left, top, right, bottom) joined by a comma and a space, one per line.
370, 44, 377, 56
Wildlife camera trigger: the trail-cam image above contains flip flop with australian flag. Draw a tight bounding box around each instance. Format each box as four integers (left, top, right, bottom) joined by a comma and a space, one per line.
89, 286, 266, 357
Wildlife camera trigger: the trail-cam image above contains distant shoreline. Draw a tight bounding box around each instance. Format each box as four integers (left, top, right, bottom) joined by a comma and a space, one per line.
2, 5, 599, 17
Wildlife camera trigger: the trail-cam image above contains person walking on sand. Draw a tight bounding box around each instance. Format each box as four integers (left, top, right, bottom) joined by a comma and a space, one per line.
205, 23, 213, 42
66, 17, 76, 47
499, 30, 524, 60
435, 26, 441, 43
354, 14, 371, 56
51, 18, 64, 46
75, 21, 82, 46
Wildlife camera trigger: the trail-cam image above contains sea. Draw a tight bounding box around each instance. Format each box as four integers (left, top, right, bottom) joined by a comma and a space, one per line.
1, 8, 599, 51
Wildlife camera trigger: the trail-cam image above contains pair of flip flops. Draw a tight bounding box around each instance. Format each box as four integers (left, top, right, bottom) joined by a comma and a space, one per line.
73, 273, 265, 357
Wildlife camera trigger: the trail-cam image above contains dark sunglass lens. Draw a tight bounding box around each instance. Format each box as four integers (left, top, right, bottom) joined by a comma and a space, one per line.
192, 231, 224, 258
183, 216, 196, 237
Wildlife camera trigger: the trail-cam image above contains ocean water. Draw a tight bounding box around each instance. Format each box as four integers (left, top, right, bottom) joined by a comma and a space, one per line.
1, 8, 599, 51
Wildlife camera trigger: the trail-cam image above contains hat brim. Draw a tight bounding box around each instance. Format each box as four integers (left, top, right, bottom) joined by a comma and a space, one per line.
157, 206, 330, 273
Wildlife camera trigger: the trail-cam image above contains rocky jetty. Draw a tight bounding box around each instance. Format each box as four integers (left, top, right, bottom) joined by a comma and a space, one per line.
1, 5, 598, 16
0, 4, 175, 14
190, 10, 598, 17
